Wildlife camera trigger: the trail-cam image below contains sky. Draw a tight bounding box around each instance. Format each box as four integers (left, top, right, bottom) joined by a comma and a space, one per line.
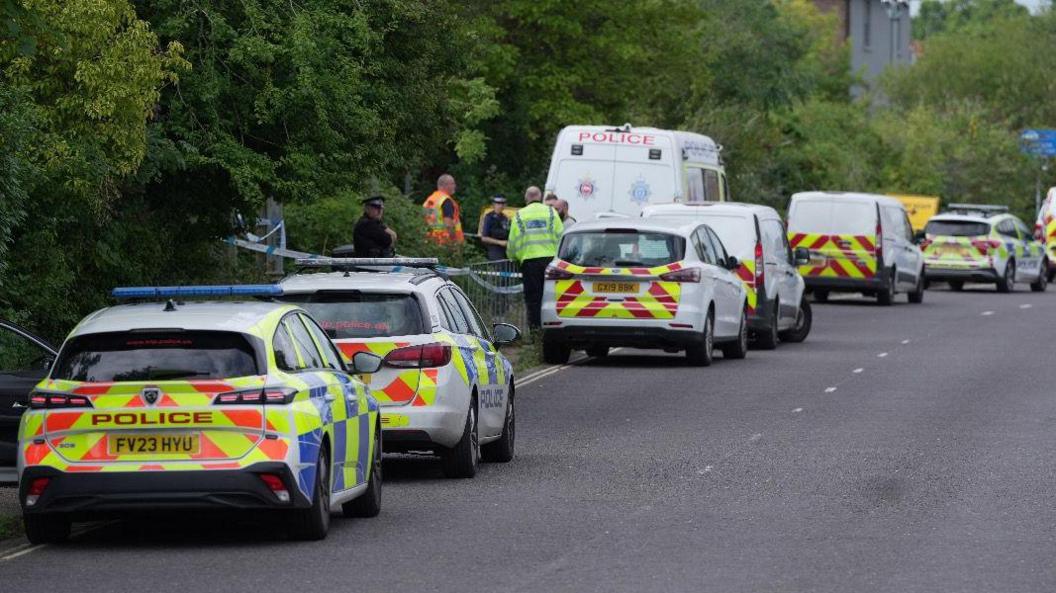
908, 0, 1050, 15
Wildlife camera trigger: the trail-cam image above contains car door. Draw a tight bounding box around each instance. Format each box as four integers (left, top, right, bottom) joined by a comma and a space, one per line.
1013, 217, 1042, 279
693, 228, 726, 333
898, 209, 924, 287
449, 287, 507, 438
995, 218, 1021, 280
0, 321, 56, 473
763, 218, 800, 327
704, 227, 740, 336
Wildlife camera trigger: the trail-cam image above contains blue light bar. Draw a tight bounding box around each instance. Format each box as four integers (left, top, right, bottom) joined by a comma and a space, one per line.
112, 285, 283, 299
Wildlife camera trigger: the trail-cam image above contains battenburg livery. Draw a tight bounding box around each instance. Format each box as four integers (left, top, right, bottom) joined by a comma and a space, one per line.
18, 286, 383, 543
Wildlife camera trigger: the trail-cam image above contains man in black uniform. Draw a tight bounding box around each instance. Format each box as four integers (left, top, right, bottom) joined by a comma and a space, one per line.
353, 195, 397, 257
480, 194, 511, 261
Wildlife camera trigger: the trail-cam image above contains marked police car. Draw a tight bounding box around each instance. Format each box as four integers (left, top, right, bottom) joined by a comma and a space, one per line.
923, 204, 1048, 292
541, 218, 749, 366
18, 286, 383, 543
279, 259, 520, 479
642, 202, 812, 348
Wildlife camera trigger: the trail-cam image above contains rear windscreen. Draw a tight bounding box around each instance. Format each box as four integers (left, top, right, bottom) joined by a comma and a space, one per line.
790, 200, 876, 235
280, 293, 424, 339
53, 331, 259, 382
559, 231, 685, 267
925, 220, 990, 237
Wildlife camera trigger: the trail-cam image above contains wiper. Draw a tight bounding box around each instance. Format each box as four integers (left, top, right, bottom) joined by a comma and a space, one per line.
614, 260, 645, 267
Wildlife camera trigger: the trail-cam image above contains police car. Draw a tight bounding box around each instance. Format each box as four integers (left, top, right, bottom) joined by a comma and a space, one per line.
541, 218, 749, 366
18, 286, 383, 543
279, 259, 520, 479
922, 205, 1048, 292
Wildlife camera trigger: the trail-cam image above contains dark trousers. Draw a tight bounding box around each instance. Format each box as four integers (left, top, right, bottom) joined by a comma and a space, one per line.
520, 257, 551, 330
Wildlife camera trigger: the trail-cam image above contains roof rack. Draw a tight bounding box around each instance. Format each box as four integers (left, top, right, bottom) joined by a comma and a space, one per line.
112, 285, 282, 300
944, 203, 1009, 216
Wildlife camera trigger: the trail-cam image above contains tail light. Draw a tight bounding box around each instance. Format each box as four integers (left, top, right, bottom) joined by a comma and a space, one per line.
659, 267, 701, 283
214, 387, 297, 405
920, 238, 933, 250
875, 220, 883, 263
28, 392, 92, 409
259, 473, 291, 503
545, 266, 573, 280
384, 342, 452, 368
971, 239, 1001, 255
25, 477, 50, 507
1035, 223, 1044, 241
754, 241, 764, 288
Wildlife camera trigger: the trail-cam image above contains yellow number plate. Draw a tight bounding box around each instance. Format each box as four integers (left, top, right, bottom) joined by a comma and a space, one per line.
593, 282, 638, 294
108, 434, 200, 455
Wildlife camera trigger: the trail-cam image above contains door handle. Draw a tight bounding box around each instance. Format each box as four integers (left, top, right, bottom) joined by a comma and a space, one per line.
324, 394, 336, 403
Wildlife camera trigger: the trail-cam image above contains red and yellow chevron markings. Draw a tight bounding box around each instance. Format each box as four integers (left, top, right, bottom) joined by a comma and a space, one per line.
788, 233, 877, 279
552, 261, 682, 319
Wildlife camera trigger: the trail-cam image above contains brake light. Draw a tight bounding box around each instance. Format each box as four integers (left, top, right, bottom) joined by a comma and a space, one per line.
971, 239, 1001, 255
28, 392, 93, 409
875, 220, 883, 262
659, 267, 701, 283
214, 387, 297, 405
920, 238, 933, 250
545, 266, 574, 280
25, 477, 50, 507
384, 342, 453, 368
259, 473, 290, 503
754, 241, 764, 288
1035, 223, 1044, 241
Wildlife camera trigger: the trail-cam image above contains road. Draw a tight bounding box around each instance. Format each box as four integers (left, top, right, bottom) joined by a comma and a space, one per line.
2, 286, 1056, 592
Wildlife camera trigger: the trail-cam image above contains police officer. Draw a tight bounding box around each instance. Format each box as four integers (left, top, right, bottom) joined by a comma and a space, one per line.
507, 186, 564, 330
353, 195, 397, 257
480, 194, 511, 261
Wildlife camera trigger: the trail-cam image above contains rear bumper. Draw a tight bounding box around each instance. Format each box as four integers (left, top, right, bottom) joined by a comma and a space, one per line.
924, 267, 998, 282
746, 297, 774, 331
804, 276, 884, 292
380, 404, 466, 451
19, 462, 310, 514
542, 325, 703, 350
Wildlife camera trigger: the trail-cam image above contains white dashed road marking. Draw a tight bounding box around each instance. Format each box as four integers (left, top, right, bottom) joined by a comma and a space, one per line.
1020, 304, 1033, 309
792, 408, 803, 413
901, 339, 911, 344
825, 387, 837, 393
877, 352, 888, 358
853, 368, 864, 374
982, 311, 995, 316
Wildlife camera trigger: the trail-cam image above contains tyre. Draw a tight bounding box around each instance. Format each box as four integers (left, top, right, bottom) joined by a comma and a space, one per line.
753, 302, 779, 350
343, 421, 382, 518
542, 338, 570, 365
441, 402, 479, 479
720, 310, 749, 360
23, 513, 70, 545
685, 312, 714, 367
907, 273, 925, 304
813, 289, 829, 303
290, 448, 331, 540
997, 260, 1015, 293
877, 271, 895, 306
779, 298, 812, 343
1048, 265, 1055, 283
1031, 261, 1048, 292
482, 387, 515, 463
949, 280, 964, 291
585, 345, 609, 358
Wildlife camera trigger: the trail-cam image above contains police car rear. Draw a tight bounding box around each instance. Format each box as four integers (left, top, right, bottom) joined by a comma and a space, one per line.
541, 218, 749, 366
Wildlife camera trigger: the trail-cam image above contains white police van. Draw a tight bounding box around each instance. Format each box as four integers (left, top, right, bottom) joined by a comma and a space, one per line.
544, 124, 728, 222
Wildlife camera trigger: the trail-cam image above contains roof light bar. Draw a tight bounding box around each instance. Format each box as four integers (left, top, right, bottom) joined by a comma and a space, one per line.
295, 257, 440, 268
112, 285, 283, 299
945, 203, 1010, 214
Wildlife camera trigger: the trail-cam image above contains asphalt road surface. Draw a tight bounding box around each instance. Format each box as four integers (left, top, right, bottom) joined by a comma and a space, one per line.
3, 286, 1055, 592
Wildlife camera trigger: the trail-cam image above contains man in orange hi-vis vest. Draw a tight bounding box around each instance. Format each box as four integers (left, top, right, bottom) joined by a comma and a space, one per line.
422, 174, 464, 244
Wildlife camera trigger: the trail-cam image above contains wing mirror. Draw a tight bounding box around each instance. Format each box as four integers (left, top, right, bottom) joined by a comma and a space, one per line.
349, 351, 382, 375
492, 323, 521, 347
725, 256, 740, 271
793, 247, 811, 266
913, 230, 927, 245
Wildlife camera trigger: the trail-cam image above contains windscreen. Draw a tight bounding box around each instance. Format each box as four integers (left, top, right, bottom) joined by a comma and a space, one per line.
925, 220, 991, 237
280, 293, 424, 338
790, 200, 876, 235
53, 331, 259, 382
559, 231, 685, 267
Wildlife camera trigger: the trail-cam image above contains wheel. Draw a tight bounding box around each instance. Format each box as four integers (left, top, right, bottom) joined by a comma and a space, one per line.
779, 298, 812, 343
482, 387, 515, 463
343, 421, 382, 518
997, 260, 1015, 293
813, 289, 829, 303
290, 448, 331, 540
720, 310, 749, 360
585, 345, 609, 358
753, 302, 778, 350
1031, 261, 1048, 292
907, 273, 925, 304
877, 271, 895, 306
949, 280, 964, 291
441, 402, 479, 479
542, 338, 570, 365
23, 513, 70, 544
1048, 265, 1055, 283
685, 312, 714, 367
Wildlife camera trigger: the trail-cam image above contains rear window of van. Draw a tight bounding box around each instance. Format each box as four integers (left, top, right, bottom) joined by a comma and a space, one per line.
790, 200, 876, 235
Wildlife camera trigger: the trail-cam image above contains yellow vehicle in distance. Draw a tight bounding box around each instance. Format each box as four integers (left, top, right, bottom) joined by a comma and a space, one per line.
890, 194, 941, 233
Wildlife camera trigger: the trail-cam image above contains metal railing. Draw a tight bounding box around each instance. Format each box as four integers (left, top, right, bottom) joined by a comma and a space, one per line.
453, 259, 526, 332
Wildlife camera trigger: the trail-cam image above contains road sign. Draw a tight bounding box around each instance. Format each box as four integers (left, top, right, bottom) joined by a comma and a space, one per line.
1020, 129, 1056, 157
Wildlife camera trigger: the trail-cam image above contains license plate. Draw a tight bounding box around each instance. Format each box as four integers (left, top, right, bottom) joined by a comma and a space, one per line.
593, 282, 638, 294
108, 434, 200, 455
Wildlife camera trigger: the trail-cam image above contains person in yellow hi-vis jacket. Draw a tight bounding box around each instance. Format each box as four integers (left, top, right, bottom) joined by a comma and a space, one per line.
507, 186, 564, 329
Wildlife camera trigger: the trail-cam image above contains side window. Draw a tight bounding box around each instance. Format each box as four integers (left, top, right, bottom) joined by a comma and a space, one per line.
997, 219, 1017, 239
301, 314, 343, 371
0, 326, 51, 374
286, 315, 325, 370
691, 232, 708, 262
702, 170, 721, 202
272, 323, 300, 372
705, 227, 729, 264
1013, 218, 1032, 240
685, 168, 705, 202
694, 229, 717, 265
901, 212, 915, 242
437, 289, 470, 335
451, 289, 490, 340
720, 174, 729, 201
764, 220, 790, 263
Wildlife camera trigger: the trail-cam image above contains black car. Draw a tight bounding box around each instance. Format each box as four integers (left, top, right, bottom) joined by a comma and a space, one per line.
0, 320, 57, 482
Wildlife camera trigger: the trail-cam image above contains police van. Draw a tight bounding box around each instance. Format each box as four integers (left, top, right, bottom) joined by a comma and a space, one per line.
544, 124, 728, 222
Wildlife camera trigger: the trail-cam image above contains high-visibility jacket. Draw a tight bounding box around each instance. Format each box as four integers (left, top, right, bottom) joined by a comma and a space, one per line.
506, 202, 564, 264
422, 191, 464, 243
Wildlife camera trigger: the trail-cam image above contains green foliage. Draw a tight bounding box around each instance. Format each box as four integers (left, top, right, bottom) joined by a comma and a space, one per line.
914, 0, 1030, 39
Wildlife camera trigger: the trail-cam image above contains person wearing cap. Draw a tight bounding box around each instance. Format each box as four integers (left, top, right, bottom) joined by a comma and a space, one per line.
480, 194, 511, 261
353, 195, 397, 257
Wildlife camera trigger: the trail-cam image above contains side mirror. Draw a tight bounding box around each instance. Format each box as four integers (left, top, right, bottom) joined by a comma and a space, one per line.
725, 256, 740, 270
350, 351, 382, 375
913, 230, 926, 245
793, 247, 811, 266
492, 323, 521, 347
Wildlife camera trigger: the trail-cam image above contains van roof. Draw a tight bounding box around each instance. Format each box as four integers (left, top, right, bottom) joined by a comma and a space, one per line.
642, 202, 777, 219
566, 217, 704, 236
556, 125, 721, 166
791, 191, 903, 209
